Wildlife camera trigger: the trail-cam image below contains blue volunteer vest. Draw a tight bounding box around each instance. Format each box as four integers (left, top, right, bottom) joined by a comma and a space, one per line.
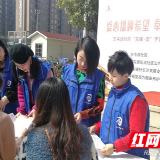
62, 62, 105, 127
19, 56, 51, 114
1, 56, 19, 114
100, 78, 150, 159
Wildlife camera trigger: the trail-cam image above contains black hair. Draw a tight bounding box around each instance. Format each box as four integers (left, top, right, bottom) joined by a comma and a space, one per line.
34, 77, 87, 160
75, 36, 100, 77
0, 39, 8, 58
12, 57, 41, 83
0, 74, 3, 90
108, 50, 134, 75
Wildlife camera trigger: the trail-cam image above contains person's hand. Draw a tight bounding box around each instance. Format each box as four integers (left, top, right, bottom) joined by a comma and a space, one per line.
18, 128, 29, 138
74, 112, 82, 123
88, 125, 97, 134
0, 100, 5, 111
100, 144, 114, 156
27, 109, 36, 118
15, 112, 22, 118
0, 96, 9, 111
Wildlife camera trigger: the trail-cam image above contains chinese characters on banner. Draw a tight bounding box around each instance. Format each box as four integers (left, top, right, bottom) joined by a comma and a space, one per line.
130, 53, 160, 81
98, 0, 160, 92
107, 19, 160, 42
107, 19, 160, 32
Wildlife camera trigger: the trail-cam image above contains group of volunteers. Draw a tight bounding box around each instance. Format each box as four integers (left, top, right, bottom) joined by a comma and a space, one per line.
0, 37, 150, 160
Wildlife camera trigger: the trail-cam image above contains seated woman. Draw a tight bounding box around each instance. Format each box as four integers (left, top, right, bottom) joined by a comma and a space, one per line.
15, 77, 98, 160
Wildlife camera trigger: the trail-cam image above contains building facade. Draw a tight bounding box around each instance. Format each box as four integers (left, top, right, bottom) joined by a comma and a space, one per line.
15, 0, 83, 39
27, 31, 78, 62
0, 0, 15, 37
6, 0, 96, 47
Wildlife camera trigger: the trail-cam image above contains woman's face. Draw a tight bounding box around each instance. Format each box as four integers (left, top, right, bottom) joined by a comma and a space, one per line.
77, 50, 87, 70
0, 46, 5, 61
14, 56, 31, 72
109, 69, 129, 88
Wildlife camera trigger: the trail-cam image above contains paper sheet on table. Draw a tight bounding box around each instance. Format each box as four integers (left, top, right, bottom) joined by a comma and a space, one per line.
9, 113, 33, 137
91, 133, 105, 149
91, 134, 146, 160
91, 133, 107, 159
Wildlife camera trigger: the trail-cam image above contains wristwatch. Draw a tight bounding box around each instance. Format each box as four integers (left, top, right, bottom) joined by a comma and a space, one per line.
113, 143, 116, 152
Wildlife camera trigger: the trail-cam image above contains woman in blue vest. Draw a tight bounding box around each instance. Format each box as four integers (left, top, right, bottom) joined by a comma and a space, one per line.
89, 51, 150, 159
9, 44, 53, 118
62, 36, 105, 127
0, 40, 19, 114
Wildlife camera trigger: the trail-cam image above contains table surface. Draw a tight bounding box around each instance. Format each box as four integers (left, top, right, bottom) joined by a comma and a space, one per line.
97, 150, 147, 160
91, 134, 147, 160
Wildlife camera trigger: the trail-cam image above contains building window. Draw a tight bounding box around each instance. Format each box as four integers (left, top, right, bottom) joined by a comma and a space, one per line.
35, 44, 42, 57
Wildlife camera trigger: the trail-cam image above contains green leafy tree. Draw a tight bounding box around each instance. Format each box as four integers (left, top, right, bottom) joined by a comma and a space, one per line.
54, 63, 65, 78
53, 62, 74, 78
56, 0, 98, 32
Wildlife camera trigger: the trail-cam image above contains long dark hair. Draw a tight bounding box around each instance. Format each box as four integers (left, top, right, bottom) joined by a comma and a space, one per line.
0, 74, 3, 89
12, 56, 41, 83
34, 77, 85, 160
75, 36, 100, 77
